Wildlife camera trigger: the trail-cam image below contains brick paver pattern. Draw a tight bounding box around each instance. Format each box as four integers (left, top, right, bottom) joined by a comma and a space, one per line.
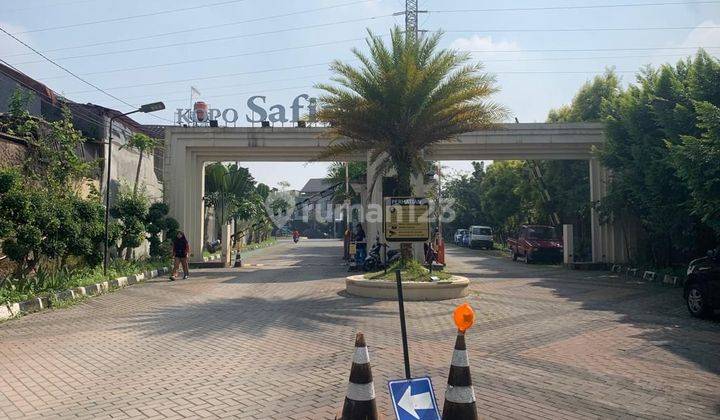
0, 240, 718, 419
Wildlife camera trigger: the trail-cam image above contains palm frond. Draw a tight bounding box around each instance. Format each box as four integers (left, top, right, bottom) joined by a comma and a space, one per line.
315, 25, 506, 190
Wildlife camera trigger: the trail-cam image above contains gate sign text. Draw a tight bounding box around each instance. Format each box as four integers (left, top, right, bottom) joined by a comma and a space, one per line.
384, 197, 431, 242
176, 94, 317, 125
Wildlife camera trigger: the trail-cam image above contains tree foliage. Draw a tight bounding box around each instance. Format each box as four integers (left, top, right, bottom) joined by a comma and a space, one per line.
203, 163, 277, 244
315, 26, 505, 195
599, 50, 720, 265
0, 94, 108, 280
110, 186, 149, 260
0, 169, 106, 278
443, 72, 620, 255
667, 102, 720, 235
324, 161, 367, 204
146, 202, 180, 258
123, 133, 159, 196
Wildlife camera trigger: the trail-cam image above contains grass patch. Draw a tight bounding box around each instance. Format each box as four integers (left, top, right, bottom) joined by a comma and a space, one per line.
240, 238, 277, 253
0, 258, 169, 304
48, 293, 90, 310
364, 260, 453, 282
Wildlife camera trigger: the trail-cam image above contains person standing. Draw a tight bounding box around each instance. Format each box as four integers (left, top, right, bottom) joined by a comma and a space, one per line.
171, 231, 190, 281
354, 224, 366, 265
343, 225, 352, 260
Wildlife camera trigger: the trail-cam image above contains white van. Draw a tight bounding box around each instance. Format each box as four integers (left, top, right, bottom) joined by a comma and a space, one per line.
469, 225, 493, 249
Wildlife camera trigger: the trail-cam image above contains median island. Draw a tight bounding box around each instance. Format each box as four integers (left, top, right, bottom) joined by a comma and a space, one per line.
347, 260, 469, 301
364, 260, 452, 282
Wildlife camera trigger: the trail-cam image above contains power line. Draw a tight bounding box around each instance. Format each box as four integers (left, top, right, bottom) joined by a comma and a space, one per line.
0, 25, 173, 123
444, 25, 719, 34
5, 0, 106, 14
428, 1, 720, 14
35, 36, 377, 81
10, 14, 394, 66
0, 58, 138, 138
461, 46, 719, 53
155, 68, 659, 107
4, 0, 383, 59
62, 61, 341, 95
122, 75, 325, 101
117, 49, 718, 103
10, 23, 711, 68
39, 43, 720, 82
445, 26, 720, 33
14, 0, 249, 34
55, 45, 718, 96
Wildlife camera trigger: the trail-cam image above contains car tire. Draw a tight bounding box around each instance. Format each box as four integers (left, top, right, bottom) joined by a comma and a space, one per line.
686, 284, 712, 318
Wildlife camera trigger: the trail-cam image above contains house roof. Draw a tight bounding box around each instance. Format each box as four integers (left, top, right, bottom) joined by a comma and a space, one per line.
0, 62, 165, 139
300, 178, 336, 193
0, 62, 58, 107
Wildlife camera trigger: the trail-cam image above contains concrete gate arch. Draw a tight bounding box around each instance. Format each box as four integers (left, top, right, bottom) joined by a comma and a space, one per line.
164, 122, 627, 264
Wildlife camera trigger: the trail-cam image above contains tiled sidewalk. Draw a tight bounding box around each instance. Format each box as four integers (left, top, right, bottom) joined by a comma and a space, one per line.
0, 240, 717, 419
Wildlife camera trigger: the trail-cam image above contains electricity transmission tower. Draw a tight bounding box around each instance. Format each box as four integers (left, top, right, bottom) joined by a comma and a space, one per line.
406, 0, 419, 39
394, 0, 426, 40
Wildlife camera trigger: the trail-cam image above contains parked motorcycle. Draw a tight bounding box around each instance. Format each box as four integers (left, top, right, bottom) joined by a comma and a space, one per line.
363, 236, 400, 271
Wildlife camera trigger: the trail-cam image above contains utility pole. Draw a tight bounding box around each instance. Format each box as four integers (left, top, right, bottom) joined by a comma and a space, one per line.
394, 0, 426, 40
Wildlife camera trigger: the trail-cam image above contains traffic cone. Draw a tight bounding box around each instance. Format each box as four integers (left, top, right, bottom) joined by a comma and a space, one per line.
338, 332, 379, 420
442, 331, 478, 419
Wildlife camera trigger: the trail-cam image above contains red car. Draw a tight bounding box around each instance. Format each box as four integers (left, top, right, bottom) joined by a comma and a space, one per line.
508, 225, 563, 263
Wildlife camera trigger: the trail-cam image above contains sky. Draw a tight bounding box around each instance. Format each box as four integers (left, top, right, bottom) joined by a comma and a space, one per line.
1, 0, 719, 189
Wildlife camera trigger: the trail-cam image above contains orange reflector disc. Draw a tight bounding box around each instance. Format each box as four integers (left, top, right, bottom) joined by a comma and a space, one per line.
453, 303, 475, 333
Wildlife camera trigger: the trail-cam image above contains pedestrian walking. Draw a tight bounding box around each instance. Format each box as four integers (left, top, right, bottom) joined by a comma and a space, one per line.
171, 231, 190, 281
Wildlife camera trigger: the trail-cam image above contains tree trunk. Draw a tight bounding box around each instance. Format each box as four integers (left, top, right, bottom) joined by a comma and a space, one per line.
133, 150, 143, 196
394, 162, 413, 196
394, 160, 415, 261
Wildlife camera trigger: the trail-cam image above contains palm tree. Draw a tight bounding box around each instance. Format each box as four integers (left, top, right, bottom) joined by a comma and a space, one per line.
123, 133, 158, 196
315, 26, 506, 195
324, 161, 367, 204
204, 162, 258, 244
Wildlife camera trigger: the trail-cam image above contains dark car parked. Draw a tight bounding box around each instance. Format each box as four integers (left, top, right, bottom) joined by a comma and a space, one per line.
684, 249, 720, 318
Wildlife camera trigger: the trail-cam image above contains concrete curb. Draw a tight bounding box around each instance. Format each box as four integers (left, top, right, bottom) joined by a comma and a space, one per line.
609, 265, 683, 287
0, 266, 169, 322
345, 275, 470, 301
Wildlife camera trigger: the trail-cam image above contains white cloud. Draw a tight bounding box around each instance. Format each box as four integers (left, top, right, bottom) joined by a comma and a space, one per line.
449, 35, 521, 56
679, 20, 720, 50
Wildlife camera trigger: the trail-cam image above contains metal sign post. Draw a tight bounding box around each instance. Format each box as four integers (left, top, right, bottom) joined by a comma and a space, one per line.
395, 269, 411, 379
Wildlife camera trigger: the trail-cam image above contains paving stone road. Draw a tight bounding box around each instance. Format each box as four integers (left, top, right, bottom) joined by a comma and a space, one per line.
0, 239, 718, 419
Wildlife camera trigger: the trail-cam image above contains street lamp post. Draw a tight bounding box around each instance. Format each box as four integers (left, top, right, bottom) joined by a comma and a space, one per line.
103, 102, 165, 276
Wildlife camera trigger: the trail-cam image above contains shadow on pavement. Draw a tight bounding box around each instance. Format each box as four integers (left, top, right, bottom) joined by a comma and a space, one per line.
119, 294, 394, 339
447, 243, 720, 375
528, 274, 720, 375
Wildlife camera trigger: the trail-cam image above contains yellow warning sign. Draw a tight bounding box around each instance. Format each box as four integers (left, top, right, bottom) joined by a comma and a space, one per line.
384, 197, 430, 242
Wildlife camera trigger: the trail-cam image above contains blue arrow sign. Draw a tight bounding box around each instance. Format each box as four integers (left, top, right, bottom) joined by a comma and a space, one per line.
388, 377, 440, 420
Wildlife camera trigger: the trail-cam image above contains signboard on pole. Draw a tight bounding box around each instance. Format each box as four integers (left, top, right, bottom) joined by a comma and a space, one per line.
388, 377, 440, 420
384, 197, 430, 242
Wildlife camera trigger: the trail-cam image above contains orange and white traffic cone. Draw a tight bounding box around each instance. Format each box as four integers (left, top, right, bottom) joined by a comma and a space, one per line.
441, 331, 478, 419
338, 332, 379, 420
